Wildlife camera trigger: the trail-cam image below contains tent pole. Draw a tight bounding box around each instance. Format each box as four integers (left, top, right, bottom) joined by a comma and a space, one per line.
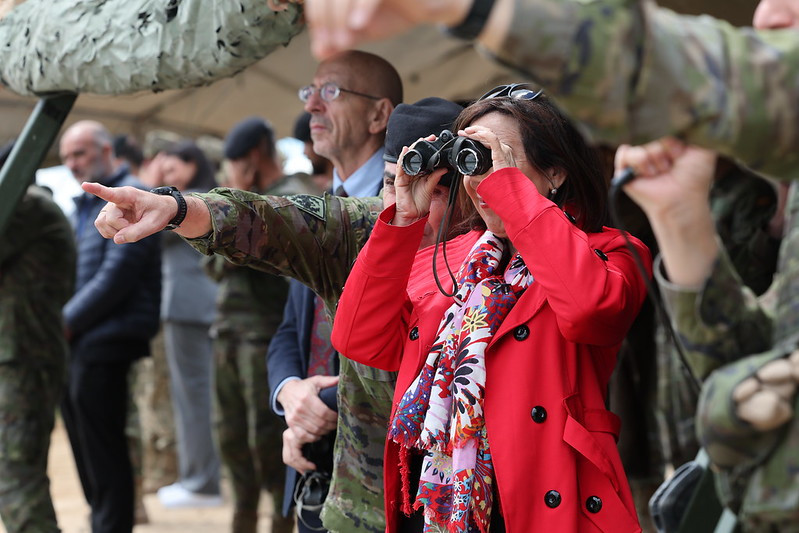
0, 92, 76, 233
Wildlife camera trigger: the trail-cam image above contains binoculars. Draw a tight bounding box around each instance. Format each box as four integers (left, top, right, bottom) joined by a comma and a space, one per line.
401, 130, 492, 177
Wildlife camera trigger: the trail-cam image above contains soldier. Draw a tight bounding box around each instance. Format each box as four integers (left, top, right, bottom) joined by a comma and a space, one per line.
655, 160, 782, 470
0, 142, 76, 533
205, 117, 317, 533
304, 0, 799, 178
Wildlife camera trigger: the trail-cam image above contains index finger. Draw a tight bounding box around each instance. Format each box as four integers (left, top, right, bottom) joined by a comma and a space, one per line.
82, 182, 126, 204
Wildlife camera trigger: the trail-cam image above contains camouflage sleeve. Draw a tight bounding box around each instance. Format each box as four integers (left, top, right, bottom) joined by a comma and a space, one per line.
656, 245, 774, 380
482, 0, 799, 179
696, 348, 791, 472
183, 188, 382, 307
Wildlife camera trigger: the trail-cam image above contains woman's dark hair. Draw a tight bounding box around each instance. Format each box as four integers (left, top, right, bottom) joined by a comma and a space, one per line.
165, 140, 217, 192
452, 94, 608, 233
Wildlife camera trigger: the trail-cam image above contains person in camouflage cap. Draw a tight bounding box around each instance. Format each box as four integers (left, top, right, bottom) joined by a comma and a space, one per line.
205, 117, 318, 533
0, 142, 76, 533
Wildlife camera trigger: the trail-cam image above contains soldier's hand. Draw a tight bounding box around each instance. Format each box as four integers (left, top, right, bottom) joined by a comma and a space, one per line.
83, 183, 176, 244
282, 427, 316, 474
277, 375, 339, 442
305, 0, 472, 59
615, 137, 717, 220
733, 351, 799, 431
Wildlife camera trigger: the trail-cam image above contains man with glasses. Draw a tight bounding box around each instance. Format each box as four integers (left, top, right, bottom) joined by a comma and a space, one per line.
84, 50, 402, 533
267, 50, 401, 532
297, 50, 401, 197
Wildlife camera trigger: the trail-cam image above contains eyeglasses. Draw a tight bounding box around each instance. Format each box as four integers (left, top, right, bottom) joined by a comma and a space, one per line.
478, 83, 543, 101
298, 82, 382, 103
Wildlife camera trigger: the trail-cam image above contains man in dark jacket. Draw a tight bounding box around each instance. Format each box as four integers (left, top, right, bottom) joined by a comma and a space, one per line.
59, 120, 161, 533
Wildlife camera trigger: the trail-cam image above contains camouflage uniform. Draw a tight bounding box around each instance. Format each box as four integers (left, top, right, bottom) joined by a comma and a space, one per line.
658, 174, 799, 531
479, 0, 799, 179
656, 164, 780, 469
185, 189, 388, 533
0, 186, 75, 533
205, 175, 317, 533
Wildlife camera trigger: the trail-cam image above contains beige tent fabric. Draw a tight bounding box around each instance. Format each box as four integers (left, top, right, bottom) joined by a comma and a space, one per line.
0, 0, 26, 20
0, 0, 304, 96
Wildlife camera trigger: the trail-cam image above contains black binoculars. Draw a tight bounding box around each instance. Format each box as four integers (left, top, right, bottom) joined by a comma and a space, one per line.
401, 130, 492, 177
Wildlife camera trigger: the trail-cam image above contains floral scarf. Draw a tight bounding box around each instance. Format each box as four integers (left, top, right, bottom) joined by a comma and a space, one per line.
388, 231, 534, 533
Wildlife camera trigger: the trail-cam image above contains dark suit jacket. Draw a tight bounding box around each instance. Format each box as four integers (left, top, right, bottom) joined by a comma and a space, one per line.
65, 168, 161, 362
267, 278, 338, 516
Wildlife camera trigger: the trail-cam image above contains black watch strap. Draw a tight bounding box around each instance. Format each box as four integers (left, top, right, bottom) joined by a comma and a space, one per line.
444, 0, 495, 41
150, 186, 187, 230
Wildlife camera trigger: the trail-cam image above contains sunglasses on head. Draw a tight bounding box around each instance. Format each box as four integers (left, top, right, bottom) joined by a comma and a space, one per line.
478, 83, 544, 102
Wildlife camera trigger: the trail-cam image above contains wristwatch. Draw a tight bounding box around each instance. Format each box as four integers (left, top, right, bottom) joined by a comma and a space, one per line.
150, 186, 187, 230
444, 0, 495, 41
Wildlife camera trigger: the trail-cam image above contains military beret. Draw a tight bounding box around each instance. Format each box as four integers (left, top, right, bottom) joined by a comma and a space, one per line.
384, 97, 464, 164
224, 117, 275, 160
293, 112, 312, 143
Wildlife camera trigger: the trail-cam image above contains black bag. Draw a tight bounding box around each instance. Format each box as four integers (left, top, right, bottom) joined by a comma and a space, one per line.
293, 470, 331, 531
292, 434, 335, 531
649, 460, 706, 533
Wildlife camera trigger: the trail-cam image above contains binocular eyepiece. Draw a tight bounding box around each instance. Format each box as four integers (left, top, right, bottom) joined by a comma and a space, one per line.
401, 130, 492, 177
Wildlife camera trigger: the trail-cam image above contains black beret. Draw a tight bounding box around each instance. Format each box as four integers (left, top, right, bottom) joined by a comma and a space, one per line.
293, 112, 312, 143
224, 117, 275, 160
384, 97, 464, 164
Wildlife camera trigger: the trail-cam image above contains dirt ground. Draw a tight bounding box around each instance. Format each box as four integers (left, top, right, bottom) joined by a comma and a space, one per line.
0, 418, 287, 533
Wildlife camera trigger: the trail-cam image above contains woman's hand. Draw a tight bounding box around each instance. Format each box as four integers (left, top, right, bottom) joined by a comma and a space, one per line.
457, 124, 517, 178
393, 139, 449, 227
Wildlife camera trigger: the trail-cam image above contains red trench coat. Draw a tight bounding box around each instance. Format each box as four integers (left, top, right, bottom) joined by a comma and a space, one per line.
332, 168, 651, 533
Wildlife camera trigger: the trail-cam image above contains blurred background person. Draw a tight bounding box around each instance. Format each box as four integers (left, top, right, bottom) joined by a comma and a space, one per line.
60, 120, 161, 533
292, 111, 333, 193
205, 116, 314, 533
112, 134, 144, 177
155, 140, 223, 508
0, 141, 75, 533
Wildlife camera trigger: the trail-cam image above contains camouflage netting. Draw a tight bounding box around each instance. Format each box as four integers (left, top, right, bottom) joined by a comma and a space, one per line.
0, 0, 305, 96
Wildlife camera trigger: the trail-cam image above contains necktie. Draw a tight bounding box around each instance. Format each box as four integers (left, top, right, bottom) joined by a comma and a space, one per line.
334, 185, 348, 197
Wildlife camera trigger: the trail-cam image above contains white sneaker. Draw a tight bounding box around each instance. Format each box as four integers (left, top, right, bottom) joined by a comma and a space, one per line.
156, 482, 223, 508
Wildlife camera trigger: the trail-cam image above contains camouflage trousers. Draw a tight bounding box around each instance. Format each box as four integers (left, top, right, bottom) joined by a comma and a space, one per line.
213, 335, 293, 533
0, 361, 64, 533
133, 328, 178, 494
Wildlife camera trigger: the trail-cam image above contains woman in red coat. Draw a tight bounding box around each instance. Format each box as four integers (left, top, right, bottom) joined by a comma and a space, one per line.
332, 85, 651, 533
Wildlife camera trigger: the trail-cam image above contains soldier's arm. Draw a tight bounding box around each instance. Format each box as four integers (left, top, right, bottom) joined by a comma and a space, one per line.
184, 188, 382, 306
478, 0, 799, 179
657, 248, 774, 380
308, 0, 799, 178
